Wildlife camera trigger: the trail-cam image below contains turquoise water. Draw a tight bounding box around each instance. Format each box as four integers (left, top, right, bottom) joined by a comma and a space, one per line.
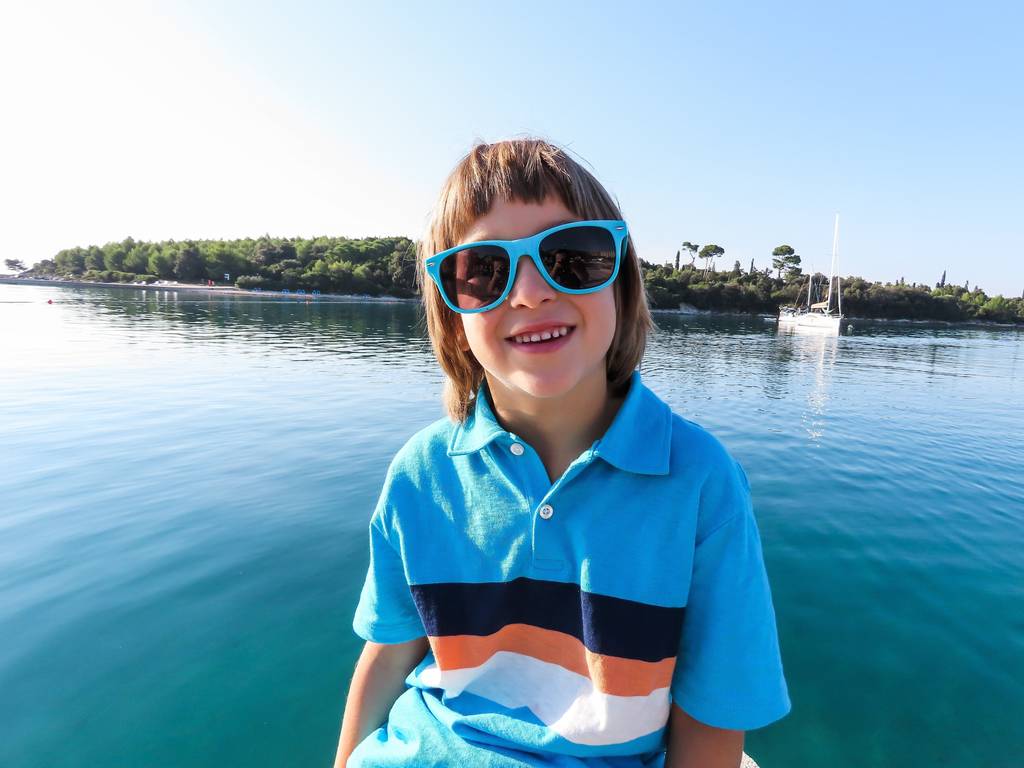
1, 283, 1021, 767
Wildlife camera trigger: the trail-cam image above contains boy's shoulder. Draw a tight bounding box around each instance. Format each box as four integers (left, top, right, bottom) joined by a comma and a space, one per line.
666, 410, 739, 477
383, 414, 459, 483
370, 416, 458, 527
633, 377, 739, 479
667, 410, 752, 536
638, 385, 751, 538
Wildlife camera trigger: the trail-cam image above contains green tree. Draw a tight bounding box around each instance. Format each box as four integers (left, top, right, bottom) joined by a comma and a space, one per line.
147, 248, 175, 279
55, 248, 86, 275
697, 244, 724, 279
124, 243, 151, 274
174, 243, 206, 282
5, 259, 26, 272
977, 296, 1013, 322
771, 245, 798, 278
384, 240, 417, 296
681, 241, 699, 268
84, 246, 106, 272
252, 237, 296, 266
102, 239, 132, 271
203, 241, 241, 283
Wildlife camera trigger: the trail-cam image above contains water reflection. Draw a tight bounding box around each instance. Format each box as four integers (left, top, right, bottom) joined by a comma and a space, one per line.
9, 287, 1021, 449
26, 288, 438, 380
791, 333, 838, 443
758, 333, 798, 404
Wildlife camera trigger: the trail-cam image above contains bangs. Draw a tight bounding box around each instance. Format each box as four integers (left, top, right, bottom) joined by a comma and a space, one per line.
434, 142, 584, 251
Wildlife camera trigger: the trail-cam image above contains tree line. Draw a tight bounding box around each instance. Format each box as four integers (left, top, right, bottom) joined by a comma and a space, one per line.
13, 236, 419, 298
652, 240, 1022, 323
9, 235, 1023, 324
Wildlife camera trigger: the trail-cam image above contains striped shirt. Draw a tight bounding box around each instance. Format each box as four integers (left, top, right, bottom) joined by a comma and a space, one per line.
350, 371, 790, 766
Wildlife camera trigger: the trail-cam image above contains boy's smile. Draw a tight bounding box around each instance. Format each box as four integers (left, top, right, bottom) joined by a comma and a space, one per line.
505, 323, 575, 352
457, 195, 617, 407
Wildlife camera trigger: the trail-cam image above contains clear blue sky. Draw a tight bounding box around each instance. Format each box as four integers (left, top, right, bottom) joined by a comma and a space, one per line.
3, 0, 1021, 295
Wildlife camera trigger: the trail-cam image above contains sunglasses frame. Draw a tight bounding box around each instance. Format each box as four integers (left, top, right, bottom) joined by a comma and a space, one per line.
425, 219, 628, 314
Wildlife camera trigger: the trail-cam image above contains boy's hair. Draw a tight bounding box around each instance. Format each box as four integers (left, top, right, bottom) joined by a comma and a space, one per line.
417, 137, 653, 422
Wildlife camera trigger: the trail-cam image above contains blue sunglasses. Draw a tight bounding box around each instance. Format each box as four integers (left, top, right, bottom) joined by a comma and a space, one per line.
425, 219, 628, 314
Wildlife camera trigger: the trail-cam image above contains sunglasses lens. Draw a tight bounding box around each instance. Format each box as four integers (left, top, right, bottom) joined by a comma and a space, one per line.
539, 226, 617, 290
439, 245, 511, 310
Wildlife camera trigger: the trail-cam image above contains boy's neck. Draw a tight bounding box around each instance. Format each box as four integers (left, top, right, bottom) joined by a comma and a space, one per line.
484, 369, 625, 483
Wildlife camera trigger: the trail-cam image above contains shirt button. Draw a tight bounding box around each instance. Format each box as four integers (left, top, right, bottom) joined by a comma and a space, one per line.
510, 442, 525, 456
538, 504, 554, 520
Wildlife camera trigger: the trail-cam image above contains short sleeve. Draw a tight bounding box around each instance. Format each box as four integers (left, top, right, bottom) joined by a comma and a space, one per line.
670, 460, 791, 730
351, 494, 425, 644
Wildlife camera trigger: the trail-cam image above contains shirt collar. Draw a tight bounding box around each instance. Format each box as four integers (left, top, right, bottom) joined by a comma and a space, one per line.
447, 370, 673, 476
446, 380, 508, 456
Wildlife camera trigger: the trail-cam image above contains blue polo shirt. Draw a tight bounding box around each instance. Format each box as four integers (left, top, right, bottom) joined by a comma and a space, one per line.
350, 370, 790, 766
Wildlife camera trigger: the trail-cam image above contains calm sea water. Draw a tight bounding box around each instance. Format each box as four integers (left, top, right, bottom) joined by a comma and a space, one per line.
1, 283, 1022, 768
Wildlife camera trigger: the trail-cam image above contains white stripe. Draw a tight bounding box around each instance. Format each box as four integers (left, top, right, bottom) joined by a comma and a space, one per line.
418, 651, 669, 746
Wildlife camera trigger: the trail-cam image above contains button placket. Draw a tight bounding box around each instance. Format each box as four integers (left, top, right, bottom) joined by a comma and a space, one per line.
531, 457, 598, 573
503, 436, 549, 528
504, 439, 596, 574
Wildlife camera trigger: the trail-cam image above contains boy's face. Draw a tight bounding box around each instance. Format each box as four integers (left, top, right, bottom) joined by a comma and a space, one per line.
456, 195, 617, 408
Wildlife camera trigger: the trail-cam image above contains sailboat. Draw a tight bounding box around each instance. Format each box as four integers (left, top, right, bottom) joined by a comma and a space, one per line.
778, 214, 844, 335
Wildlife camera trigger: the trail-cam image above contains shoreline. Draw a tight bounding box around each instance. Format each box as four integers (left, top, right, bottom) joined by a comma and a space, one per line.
643, 304, 1024, 329
0, 276, 418, 304
3, 277, 1020, 328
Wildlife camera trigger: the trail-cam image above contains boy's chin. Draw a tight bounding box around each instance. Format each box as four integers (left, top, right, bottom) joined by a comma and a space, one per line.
497, 370, 598, 404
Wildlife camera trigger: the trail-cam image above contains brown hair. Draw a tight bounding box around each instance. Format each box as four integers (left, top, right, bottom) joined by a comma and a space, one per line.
417, 137, 653, 421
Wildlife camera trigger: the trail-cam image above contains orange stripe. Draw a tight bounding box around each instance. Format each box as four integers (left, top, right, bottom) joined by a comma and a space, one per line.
429, 624, 675, 697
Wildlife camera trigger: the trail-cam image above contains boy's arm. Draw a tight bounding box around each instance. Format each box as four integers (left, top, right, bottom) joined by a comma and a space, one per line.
665, 703, 745, 768
333, 637, 429, 768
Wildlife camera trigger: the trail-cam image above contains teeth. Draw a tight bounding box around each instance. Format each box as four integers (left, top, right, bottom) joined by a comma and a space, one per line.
513, 326, 571, 344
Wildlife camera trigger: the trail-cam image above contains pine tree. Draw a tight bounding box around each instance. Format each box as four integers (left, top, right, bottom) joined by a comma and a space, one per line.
681, 242, 699, 268
939, 269, 946, 288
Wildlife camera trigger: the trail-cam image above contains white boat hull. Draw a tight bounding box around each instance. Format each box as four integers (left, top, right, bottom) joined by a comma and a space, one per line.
778, 312, 843, 335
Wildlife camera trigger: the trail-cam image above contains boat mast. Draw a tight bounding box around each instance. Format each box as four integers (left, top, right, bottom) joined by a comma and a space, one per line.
834, 215, 843, 317
826, 213, 839, 314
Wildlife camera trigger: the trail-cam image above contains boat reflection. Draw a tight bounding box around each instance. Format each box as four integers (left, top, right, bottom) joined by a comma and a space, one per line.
776, 327, 840, 443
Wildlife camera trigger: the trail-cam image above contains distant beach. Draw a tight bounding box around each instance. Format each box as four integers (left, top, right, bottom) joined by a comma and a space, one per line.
0, 276, 418, 303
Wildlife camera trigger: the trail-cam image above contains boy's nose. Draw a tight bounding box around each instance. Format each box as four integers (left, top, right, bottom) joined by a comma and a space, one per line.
508, 257, 556, 308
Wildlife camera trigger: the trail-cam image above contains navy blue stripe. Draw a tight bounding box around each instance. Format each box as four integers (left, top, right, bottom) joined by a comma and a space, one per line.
410, 577, 683, 662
